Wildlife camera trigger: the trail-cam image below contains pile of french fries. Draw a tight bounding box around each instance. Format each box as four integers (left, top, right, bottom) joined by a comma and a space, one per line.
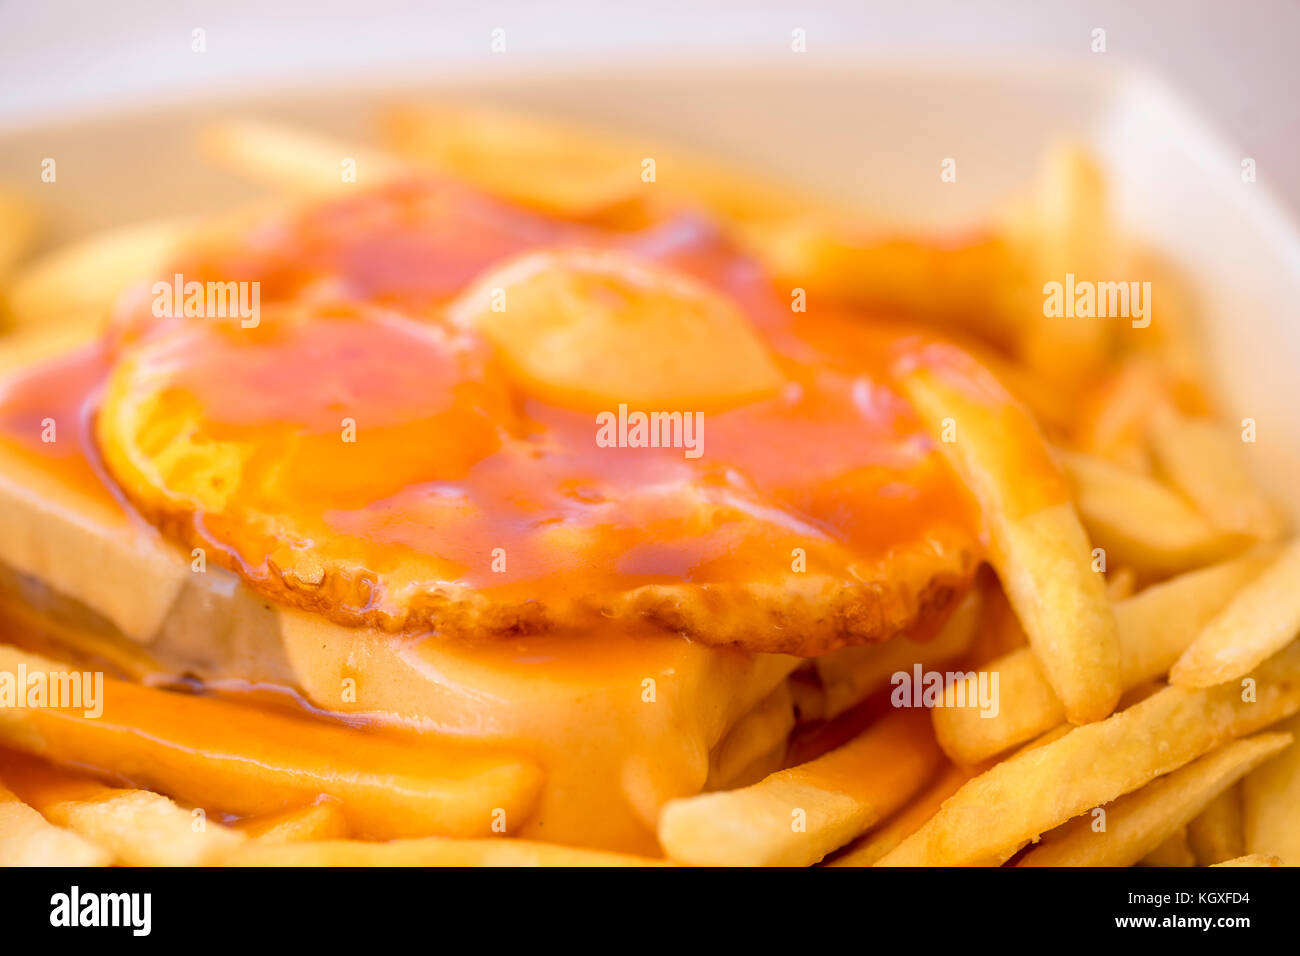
0, 105, 1297, 867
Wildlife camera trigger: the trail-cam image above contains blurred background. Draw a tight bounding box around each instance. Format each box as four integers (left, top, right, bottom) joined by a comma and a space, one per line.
0, 0, 1295, 221
1, 0, 1297, 216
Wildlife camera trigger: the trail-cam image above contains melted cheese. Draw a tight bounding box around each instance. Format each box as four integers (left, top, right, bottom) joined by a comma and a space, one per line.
0, 334, 797, 852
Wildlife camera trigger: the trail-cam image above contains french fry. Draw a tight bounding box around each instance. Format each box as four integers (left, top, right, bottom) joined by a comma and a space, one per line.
1118, 551, 1275, 685
1019, 733, 1290, 867
1139, 828, 1196, 867
201, 118, 407, 194
7, 219, 187, 333
2, 755, 245, 866
0, 645, 542, 840
952, 343, 1077, 435
934, 552, 1273, 763
0, 781, 110, 866
880, 640, 1300, 866
224, 836, 668, 867
1241, 713, 1300, 865
1073, 356, 1169, 472
1149, 408, 1286, 542
933, 648, 1062, 766
898, 346, 1120, 724
706, 682, 794, 790
383, 102, 840, 228
1060, 449, 1246, 575
1106, 566, 1137, 601
927, 726, 1066, 868
1186, 783, 1244, 865
1212, 853, 1281, 867
235, 799, 350, 843
1011, 144, 1115, 392
755, 227, 1027, 351
964, 576, 1029, 665
828, 763, 971, 867
658, 708, 940, 867
1171, 539, 1300, 688
383, 104, 645, 222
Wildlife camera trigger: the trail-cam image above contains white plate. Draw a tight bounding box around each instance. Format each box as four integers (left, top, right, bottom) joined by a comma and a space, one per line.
3, 59, 1298, 503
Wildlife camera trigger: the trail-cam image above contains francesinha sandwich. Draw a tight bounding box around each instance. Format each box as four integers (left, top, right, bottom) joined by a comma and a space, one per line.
0, 108, 1295, 868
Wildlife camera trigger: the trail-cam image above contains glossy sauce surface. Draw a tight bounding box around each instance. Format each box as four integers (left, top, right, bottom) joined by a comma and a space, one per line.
0, 343, 127, 514
2, 180, 987, 625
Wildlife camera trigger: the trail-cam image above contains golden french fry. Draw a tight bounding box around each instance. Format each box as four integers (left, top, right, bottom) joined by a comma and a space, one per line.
1073, 357, 1168, 472
1186, 783, 1244, 865
3, 757, 245, 866
7, 219, 187, 333
1010, 144, 1115, 390
1149, 409, 1286, 541
1171, 540, 1300, 688
828, 763, 971, 867
880, 640, 1300, 866
1139, 828, 1196, 867
383, 104, 645, 221
707, 682, 794, 791
964, 577, 1030, 665
1019, 733, 1290, 867
383, 102, 838, 228
1060, 449, 1246, 575
1241, 713, 1300, 865
933, 649, 1060, 766
1106, 566, 1137, 601
753, 226, 1027, 351
0, 645, 542, 840
898, 348, 1120, 724
224, 836, 669, 867
659, 708, 940, 867
1213, 853, 1281, 867
1118, 551, 1275, 685
201, 118, 407, 194
946, 342, 1078, 435
1125, 250, 1210, 387
235, 800, 350, 843
0, 781, 110, 866
934, 552, 1273, 764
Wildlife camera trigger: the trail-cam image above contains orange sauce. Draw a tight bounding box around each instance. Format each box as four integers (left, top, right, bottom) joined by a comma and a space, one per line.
0, 342, 126, 514
0, 178, 1037, 853
0, 179, 984, 624
897, 339, 1072, 522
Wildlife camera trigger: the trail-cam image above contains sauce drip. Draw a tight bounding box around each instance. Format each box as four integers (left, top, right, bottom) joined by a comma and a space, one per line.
0, 343, 123, 514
